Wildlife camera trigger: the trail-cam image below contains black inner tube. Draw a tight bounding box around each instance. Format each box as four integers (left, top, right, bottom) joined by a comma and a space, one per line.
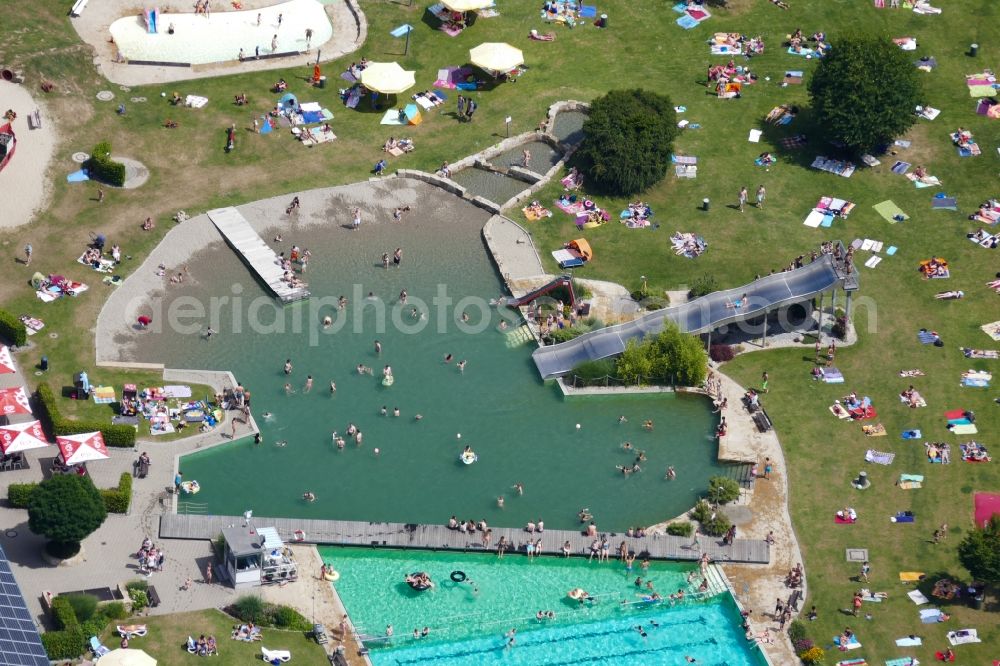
450, 570, 467, 582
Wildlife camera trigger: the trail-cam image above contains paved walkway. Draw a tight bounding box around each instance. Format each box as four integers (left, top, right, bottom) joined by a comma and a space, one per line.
481, 215, 546, 293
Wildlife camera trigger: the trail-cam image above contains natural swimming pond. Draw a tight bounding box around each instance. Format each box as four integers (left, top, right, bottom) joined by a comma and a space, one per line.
490, 140, 562, 175
450, 167, 531, 206
551, 110, 587, 145
129, 181, 720, 530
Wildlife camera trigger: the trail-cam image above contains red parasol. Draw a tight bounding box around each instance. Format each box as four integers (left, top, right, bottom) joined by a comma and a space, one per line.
56, 431, 110, 464
0, 386, 31, 415
0, 420, 48, 454
0, 345, 15, 373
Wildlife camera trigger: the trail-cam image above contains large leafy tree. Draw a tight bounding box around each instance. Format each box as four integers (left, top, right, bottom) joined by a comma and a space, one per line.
615, 323, 708, 386
28, 474, 107, 557
958, 515, 1000, 585
809, 35, 923, 154
576, 89, 678, 195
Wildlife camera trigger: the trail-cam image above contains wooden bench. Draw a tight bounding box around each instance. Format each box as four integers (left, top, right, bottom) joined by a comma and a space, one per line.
146, 585, 161, 608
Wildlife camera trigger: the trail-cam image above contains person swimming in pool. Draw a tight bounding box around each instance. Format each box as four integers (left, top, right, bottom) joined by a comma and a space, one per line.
303, 491, 316, 501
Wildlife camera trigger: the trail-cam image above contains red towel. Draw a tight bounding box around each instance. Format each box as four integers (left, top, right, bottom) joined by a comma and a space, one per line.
943, 409, 966, 419
835, 515, 856, 524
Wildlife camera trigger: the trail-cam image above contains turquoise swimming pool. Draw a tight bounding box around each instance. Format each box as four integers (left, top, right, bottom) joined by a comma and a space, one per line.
321, 546, 766, 666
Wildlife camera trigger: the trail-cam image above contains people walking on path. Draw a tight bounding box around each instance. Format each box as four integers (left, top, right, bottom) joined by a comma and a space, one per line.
756, 184, 766, 209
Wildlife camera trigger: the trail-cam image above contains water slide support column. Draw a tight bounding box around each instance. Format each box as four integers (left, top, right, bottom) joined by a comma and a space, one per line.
816, 291, 824, 337
845, 289, 853, 320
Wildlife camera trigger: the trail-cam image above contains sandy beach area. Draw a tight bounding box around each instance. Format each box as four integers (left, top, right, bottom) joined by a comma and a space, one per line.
0, 81, 57, 230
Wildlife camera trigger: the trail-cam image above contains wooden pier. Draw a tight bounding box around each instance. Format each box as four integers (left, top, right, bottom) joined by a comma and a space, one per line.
207, 207, 310, 303
159, 514, 770, 564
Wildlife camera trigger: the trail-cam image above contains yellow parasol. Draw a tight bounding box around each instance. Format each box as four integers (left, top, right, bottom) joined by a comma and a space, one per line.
469, 42, 524, 75
359, 62, 416, 95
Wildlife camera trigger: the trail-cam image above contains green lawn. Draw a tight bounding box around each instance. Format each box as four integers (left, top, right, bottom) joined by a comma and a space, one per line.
99, 609, 326, 664
2, 0, 1000, 663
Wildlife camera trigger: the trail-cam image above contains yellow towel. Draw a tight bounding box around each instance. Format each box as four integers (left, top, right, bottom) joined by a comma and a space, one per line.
899, 571, 924, 582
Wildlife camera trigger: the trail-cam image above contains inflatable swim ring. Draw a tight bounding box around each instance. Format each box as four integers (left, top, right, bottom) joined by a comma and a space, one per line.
323, 570, 341, 582
460, 451, 478, 465
567, 588, 587, 601
382, 375, 394, 386
405, 572, 432, 591
450, 570, 467, 583
180, 480, 200, 494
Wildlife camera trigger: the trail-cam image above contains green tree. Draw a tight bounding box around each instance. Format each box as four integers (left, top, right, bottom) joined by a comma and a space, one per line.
958, 515, 1000, 585
576, 89, 678, 195
28, 474, 107, 558
614, 324, 708, 386
808, 35, 923, 154
616, 338, 654, 383
707, 476, 741, 504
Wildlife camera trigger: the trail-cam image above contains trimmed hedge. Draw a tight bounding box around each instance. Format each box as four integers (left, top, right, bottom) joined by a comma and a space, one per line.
36, 382, 136, 447
41, 628, 85, 660
0, 309, 27, 347
665, 522, 694, 537
100, 473, 133, 514
8, 483, 37, 508
50, 596, 79, 630
10, 476, 130, 514
85, 141, 126, 187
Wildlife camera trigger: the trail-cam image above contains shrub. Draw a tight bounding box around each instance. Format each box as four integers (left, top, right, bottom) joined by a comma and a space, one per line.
85, 141, 126, 187
709, 345, 734, 363
35, 383, 136, 447
576, 89, 678, 195
101, 473, 133, 514
799, 646, 825, 664
8, 482, 38, 508
0, 309, 27, 347
831, 315, 849, 341
232, 595, 267, 624
63, 593, 99, 623
809, 35, 922, 155
28, 474, 107, 555
793, 638, 814, 653
125, 579, 148, 592
270, 605, 311, 630
615, 323, 708, 387
41, 629, 85, 660
571, 358, 616, 381
128, 588, 148, 612
707, 476, 741, 505
665, 522, 694, 537
80, 617, 109, 639
212, 532, 226, 560
690, 500, 713, 524
50, 596, 80, 630
100, 601, 128, 621
702, 514, 732, 537
549, 326, 587, 344
788, 620, 809, 644
688, 275, 719, 300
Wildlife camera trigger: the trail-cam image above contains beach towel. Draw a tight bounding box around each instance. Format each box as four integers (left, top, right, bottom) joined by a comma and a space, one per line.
822, 367, 845, 383
902, 430, 922, 439
874, 200, 908, 223
579, 4, 597, 17
920, 608, 946, 623
943, 409, 968, 419
185, 95, 208, 108
834, 635, 862, 650
803, 210, 825, 228
380, 109, 405, 126
886, 659, 920, 666
789, 47, 818, 57
931, 197, 957, 210
748, 129, 762, 142
947, 418, 970, 425
835, 515, 857, 524
781, 134, 807, 149
865, 256, 882, 269
830, 404, 852, 420
676, 14, 698, 28
866, 449, 894, 464
892, 511, 915, 523
863, 425, 887, 438
917, 330, 939, 344
892, 161, 911, 174
946, 629, 980, 645
838, 661, 867, 666
811, 156, 856, 177
916, 106, 940, 120
900, 572, 926, 584
949, 424, 978, 435
961, 377, 990, 388
898, 481, 922, 490
896, 635, 923, 645
982, 321, 1000, 341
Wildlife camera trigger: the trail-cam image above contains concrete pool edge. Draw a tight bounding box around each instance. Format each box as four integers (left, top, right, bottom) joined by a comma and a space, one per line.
70, 0, 367, 86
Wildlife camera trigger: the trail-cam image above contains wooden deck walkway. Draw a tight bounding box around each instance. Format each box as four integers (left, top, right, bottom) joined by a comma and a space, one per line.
159, 514, 770, 564
207, 207, 310, 303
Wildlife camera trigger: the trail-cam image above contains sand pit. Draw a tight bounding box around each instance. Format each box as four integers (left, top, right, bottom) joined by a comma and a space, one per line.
0, 81, 56, 230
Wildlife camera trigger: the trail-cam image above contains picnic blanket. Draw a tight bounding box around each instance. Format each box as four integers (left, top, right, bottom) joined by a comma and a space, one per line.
865, 449, 894, 464
834, 635, 862, 650
891, 510, 915, 523
907, 173, 941, 188
19, 315, 44, 335
822, 367, 845, 383
946, 629, 980, 645
916, 106, 940, 121
920, 608, 947, 624
185, 95, 208, 108
781, 134, 807, 149
917, 329, 940, 345
966, 71, 997, 97
898, 473, 924, 489
981, 320, 1000, 341
874, 200, 909, 223
811, 156, 855, 177
896, 634, 923, 645
931, 197, 957, 210
522, 206, 552, 221
885, 658, 919, 666
676, 5, 710, 28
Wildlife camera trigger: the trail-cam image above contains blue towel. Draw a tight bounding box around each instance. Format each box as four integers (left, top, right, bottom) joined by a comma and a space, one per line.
820, 213, 835, 228
432, 89, 448, 101
579, 5, 597, 17
894, 513, 915, 523
456, 81, 478, 91
778, 115, 794, 125
389, 24, 413, 37
676, 14, 698, 28
948, 418, 971, 425
886, 246, 898, 256
301, 110, 323, 124
672, 2, 687, 12
259, 118, 272, 134
962, 378, 990, 388
902, 430, 922, 439
67, 169, 90, 183
917, 331, 938, 344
